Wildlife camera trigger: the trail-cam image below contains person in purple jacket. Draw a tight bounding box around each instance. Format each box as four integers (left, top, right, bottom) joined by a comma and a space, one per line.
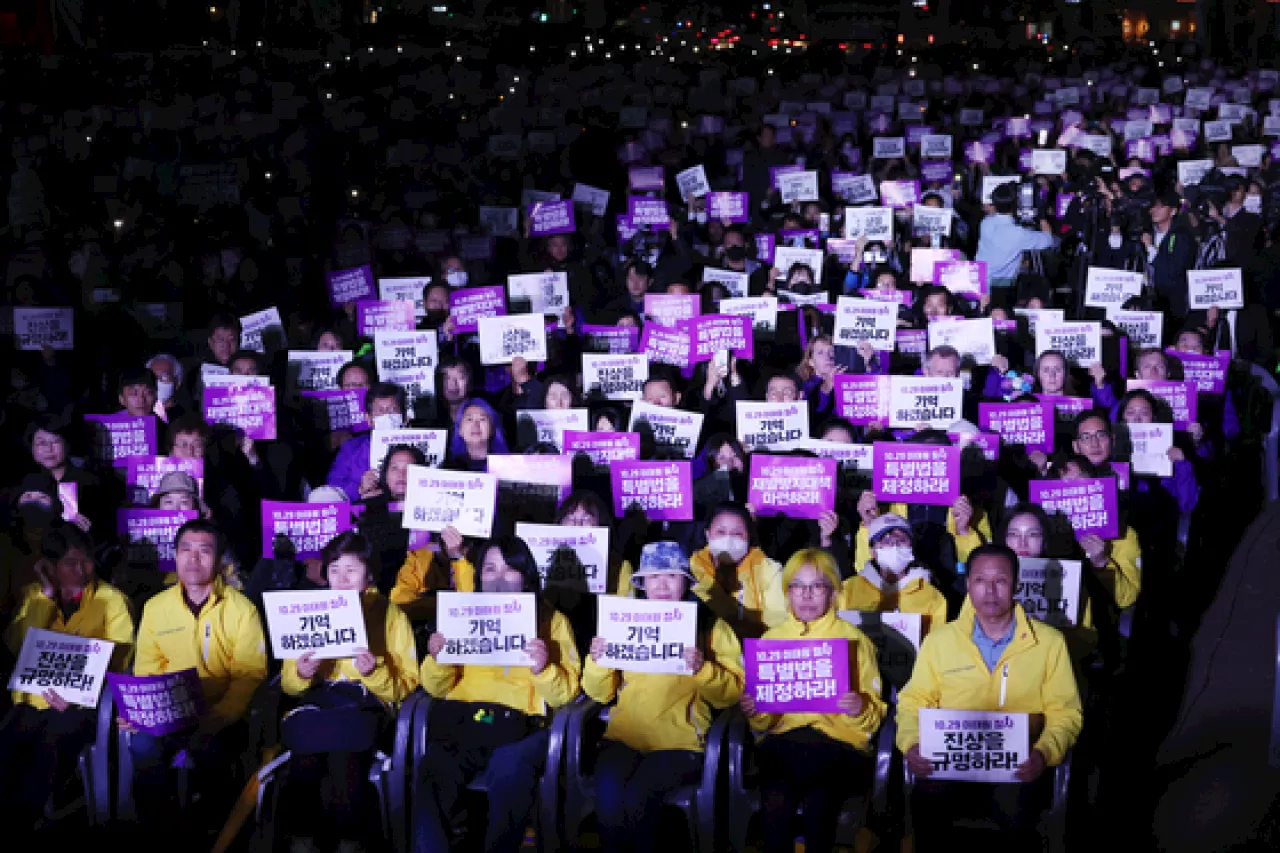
326, 383, 408, 502
1115, 390, 1201, 517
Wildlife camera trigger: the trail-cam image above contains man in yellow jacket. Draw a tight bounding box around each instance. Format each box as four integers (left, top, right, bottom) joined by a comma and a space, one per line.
128, 519, 268, 831
897, 544, 1083, 853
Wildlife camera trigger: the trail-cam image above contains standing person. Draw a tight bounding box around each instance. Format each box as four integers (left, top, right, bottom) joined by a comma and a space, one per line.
1144, 190, 1197, 320
976, 183, 1056, 294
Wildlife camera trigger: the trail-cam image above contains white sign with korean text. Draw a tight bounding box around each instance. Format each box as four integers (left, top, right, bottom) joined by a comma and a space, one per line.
718, 296, 780, 334
628, 401, 704, 458
736, 402, 810, 451
370, 428, 447, 470
844, 206, 894, 242
596, 597, 697, 675
435, 592, 538, 667
519, 408, 590, 450
478, 314, 549, 365
873, 137, 906, 159
402, 467, 498, 538
8, 628, 114, 708
981, 175, 1019, 205
1084, 267, 1144, 309
1014, 558, 1083, 627
584, 353, 648, 401
919, 708, 1030, 783
507, 272, 570, 315
778, 170, 820, 204
1109, 310, 1163, 349
1036, 322, 1102, 367
1031, 149, 1067, 175
240, 306, 284, 353
888, 377, 964, 429
675, 165, 711, 201
1187, 268, 1244, 309
913, 206, 952, 238
833, 297, 897, 350
1127, 422, 1174, 477
263, 589, 368, 660
13, 308, 74, 350
927, 318, 996, 366
772, 246, 825, 279
515, 523, 611, 594
379, 278, 431, 319
702, 267, 749, 298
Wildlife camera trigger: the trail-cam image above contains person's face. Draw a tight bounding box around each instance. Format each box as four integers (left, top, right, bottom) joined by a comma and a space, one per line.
1037, 355, 1066, 394
385, 450, 414, 498
120, 383, 157, 417
924, 354, 960, 378
1122, 397, 1154, 424
32, 429, 67, 471
425, 286, 450, 312
617, 315, 640, 329
327, 553, 370, 591
209, 326, 238, 364
443, 256, 466, 275
370, 396, 403, 419
150, 357, 177, 382
480, 547, 526, 592
443, 366, 470, 404
875, 273, 898, 291
626, 268, 651, 299
923, 294, 949, 318
822, 425, 855, 444
230, 357, 258, 376
809, 340, 836, 375
159, 491, 196, 511
642, 380, 678, 408
560, 504, 600, 526
175, 530, 219, 589
547, 236, 570, 262
714, 443, 743, 472
317, 331, 344, 351
340, 366, 371, 390
786, 564, 834, 623
1003, 513, 1045, 558
544, 382, 574, 410
924, 196, 943, 209
991, 307, 1010, 321
766, 376, 800, 403
667, 283, 691, 296
969, 556, 1016, 622
642, 571, 688, 601
707, 511, 749, 542
1073, 416, 1112, 465
1026, 297, 1045, 310
54, 547, 93, 592
1175, 332, 1205, 354
722, 233, 745, 253
1151, 202, 1173, 227
1136, 353, 1167, 380
759, 126, 775, 148
1060, 460, 1086, 480
460, 405, 493, 444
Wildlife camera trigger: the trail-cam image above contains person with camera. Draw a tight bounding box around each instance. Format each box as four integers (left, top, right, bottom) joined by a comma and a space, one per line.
1144, 190, 1198, 319
976, 182, 1057, 295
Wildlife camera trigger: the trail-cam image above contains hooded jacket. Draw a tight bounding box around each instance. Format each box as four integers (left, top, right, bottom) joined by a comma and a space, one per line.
389, 547, 476, 622
690, 546, 788, 635
853, 503, 993, 576
839, 563, 949, 636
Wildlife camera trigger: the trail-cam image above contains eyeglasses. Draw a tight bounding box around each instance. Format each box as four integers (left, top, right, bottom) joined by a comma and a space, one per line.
1076, 430, 1110, 445
787, 582, 832, 597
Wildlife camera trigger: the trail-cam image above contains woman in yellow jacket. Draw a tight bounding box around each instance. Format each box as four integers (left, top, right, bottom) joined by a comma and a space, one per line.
279, 531, 419, 851
0, 526, 135, 835
690, 503, 787, 641
584, 541, 744, 853
839, 513, 949, 637
389, 524, 475, 625
740, 548, 887, 853
416, 535, 581, 853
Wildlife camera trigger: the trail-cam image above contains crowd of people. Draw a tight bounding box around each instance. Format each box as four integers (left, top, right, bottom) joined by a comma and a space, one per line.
1, 32, 1277, 853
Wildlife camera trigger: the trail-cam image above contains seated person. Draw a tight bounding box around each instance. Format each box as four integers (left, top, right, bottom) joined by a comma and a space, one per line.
689, 503, 787, 640
897, 544, 1083, 853
740, 549, 886, 853
327, 382, 409, 502
415, 536, 581, 853
840, 513, 949, 636
584, 542, 744, 853
389, 525, 475, 627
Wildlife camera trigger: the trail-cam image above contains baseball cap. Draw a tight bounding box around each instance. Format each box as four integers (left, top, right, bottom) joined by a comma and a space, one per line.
866, 513, 912, 545
154, 471, 199, 499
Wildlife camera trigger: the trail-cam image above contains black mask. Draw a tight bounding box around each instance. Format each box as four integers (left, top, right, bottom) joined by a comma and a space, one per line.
424, 309, 449, 326
725, 245, 747, 262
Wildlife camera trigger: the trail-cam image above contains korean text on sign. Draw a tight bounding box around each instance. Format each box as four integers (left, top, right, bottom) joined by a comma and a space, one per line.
596, 596, 697, 675
108, 669, 205, 736
263, 589, 369, 660
8, 628, 115, 708
744, 638, 850, 714
919, 709, 1030, 783
435, 592, 538, 667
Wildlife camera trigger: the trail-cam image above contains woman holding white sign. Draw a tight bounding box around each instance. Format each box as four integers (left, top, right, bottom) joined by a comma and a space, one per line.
584, 542, 744, 853
689, 503, 787, 640
1116, 390, 1201, 517
281, 531, 418, 851
360, 445, 427, 592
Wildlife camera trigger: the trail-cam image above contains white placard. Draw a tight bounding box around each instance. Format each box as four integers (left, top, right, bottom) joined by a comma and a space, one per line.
981, 175, 1019, 205
370, 428, 448, 470
508, 272, 570, 315
837, 174, 878, 204
239, 306, 283, 353
262, 589, 368, 660
1233, 144, 1265, 167
1264, 116, 1280, 137
628, 400, 704, 458
13, 307, 74, 350
202, 373, 271, 388
1124, 120, 1154, 141
1031, 149, 1067, 175
838, 609, 922, 685
1127, 422, 1174, 477
960, 109, 985, 126
772, 245, 824, 279
735, 401, 809, 451
793, 439, 874, 472
402, 466, 498, 537
675, 164, 711, 201
1184, 88, 1214, 111
844, 206, 895, 242
873, 137, 906, 159
702, 267, 749, 298
1177, 159, 1214, 186
1014, 557, 1083, 627
378, 277, 431, 319
918, 708, 1030, 783
1078, 134, 1112, 157
833, 297, 897, 350
920, 134, 953, 159
927, 318, 996, 366
518, 408, 589, 450
572, 183, 611, 217
374, 330, 438, 413
435, 592, 538, 666
1109, 310, 1163, 349
888, 376, 964, 429
778, 170, 820, 204
1084, 267, 1144, 309
718, 296, 779, 335
1204, 120, 1233, 143
1187, 268, 1244, 309
584, 353, 648, 401
913, 206, 953, 238
8, 628, 113, 708
1035, 321, 1102, 367
478, 314, 549, 365
515, 523, 612, 594
1013, 308, 1064, 337
478, 206, 519, 237
595, 596, 697, 674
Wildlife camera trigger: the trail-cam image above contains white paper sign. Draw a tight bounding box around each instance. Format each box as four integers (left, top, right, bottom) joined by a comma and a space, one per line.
478, 314, 549, 365
13, 307, 74, 350
508, 272, 570, 315
1078, 135, 1112, 157
435, 592, 538, 666
1187, 268, 1244, 309
8, 628, 114, 707
478, 206, 519, 237
888, 376, 964, 429
913, 206, 953, 238
844, 206, 894, 241
675, 165, 711, 201
736, 401, 809, 451
1084, 267, 1144, 309
927, 318, 996, 366
981, 175, 1019, 205
1014, 308, 1064, 337
572, 183, 611, 216
1014, 557, 1083, 627
873, 137, 906, 159
1127, 422, 1174, 477
595, 596, 697, 674
262, 589, 368, 660
778, 170, 820, 203
584, 353, 648, 400
1036, 321, 1102, 367
1184, 88, 1214, 111
629, 401, 704, 458
772, 246, 824, 279
239, 307, 284, 353
837, 174, 878, 204
1204, 120, 1233, 143
920, 134, 953, 159
370, 428, 447, 470
833, 297, 897, 350
1232, 144, 1266, 167
518, 408, 589, 450
719, 296, 779, 335
378, 277, 431, 319
1109, 310, 1163, 349
702, 267, 749, 298
402, 466, 498, 537
918, 708, 1030, 783
838, 609, 922, 685
516, 523, 612, 594
1177, 159, 1214, 186
374, 330, 438, 414
1031, 149, 1067, 175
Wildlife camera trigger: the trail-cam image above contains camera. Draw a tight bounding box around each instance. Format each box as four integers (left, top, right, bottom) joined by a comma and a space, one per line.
1015, 177, 1048, 228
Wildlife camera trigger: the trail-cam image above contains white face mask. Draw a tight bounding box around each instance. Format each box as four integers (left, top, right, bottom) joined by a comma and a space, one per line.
1108, 232, 1124, 249
373, 413, 404, 431
694, 211, 708, 224
1245, 194, 1262, 214
875, 545, 915, 575
707, 536, 750, 564
445, 269, 469, 287
157, 380, 175, 403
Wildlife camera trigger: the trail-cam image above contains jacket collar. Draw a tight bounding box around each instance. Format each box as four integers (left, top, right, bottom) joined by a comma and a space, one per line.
956, 597, 1039, 658
180, 574, 227, 616
858, 562, 931, 593
782, 606, 841, 637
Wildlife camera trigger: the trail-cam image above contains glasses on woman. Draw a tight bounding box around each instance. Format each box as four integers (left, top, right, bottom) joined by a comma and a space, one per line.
787, 582, 831, 597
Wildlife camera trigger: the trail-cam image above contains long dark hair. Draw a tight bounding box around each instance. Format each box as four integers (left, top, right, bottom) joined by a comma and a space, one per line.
320, 530, 376, 586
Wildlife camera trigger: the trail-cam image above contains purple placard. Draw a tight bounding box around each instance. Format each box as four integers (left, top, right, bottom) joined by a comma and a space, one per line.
301, 389, 370, 433
203, 385, 277, 440
858, 288, 914, 307
779, 228, 821, 247
581, 324, 640, 354
528, 200, 576, 236
628, 196, 672, 227
896, 328, 928, 358
948, 430, 1002, 462
449, 285, 507, 334
920, 160, 954, 184
747, 455, 837, 520
327, 265, 376, 307
85, 414, 158, 467
639, 323, 692, 369
689, 314, 754, 362
994, 319, 1018, 334
706, 192, 749, 223
644, 293, 701, 328
1056, 194, 1077, 219
562, 430, 642, 468
933, 260, 989, 298
1017, 148, 1035, 171
117, 508, 198, 571
872, 442, 961, 507
880, 180, 921, 209
356, 300, 416, 337
488, 454, 574, 500
108, 669, 205, 736
979, 401, 1055, 453
965, 141, 995, 165
743, 638, 850, 714
125, 457, 205, 504
58, 481, 79, 521
609, 459, 694, 521
1029, 476, 1119, 540
1037, 394, 1092, 424
906, 124, 935, 147
755, 233, 776, 265
1127, 380, 1198, 430
834, 374, 891, 426
260, 500, 352, 559
1165, 350, 1229, 395
629, 166, 665, 191
1125, 138, 1157, 162
616, 214, 640, 243
769, 164, 804, 191
1111, 462, 1131, 491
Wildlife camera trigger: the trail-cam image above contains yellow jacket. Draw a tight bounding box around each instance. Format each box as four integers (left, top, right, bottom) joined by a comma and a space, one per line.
839, 566, 949, 637
389, 548, 475, 622
896, 601, 1082, 766
853, 504, 992, 572
1096, 527, 1141, 610
134, 576, 268, 727
583, 616, 744, 753
748, 608, 887, 753
419, 605, 581, 717
5, 579, 136, 709
283, 589, 419, 706
690, 547, 788, 632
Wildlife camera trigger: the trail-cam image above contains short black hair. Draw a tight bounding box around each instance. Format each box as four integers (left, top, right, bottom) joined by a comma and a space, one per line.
991, 182, 1018, 215
174, 518, 227, 565
320, 530, 375, 581
336, 360, 370, 388
365, 382, 407, 414
228, 350, 263, 372
207, 313, 242, 337
1072, 409, 1112, 440
118, 366, 157, 395
967, 543, 1019, 581
476, 535, 543, 593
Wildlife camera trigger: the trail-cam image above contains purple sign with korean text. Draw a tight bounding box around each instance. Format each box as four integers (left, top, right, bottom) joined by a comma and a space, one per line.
203, 385, 277, 440
326, 265, 376, 307
1165, 350, 1229, 395
747, 455, 837, 520
706, 192, 749, 223
644, 294, 701, 328
1029, 477, 1119, 540
628, 166, 665, 192
108, 669, 205, 736
449, 286, 507, 334
979, 401, 1055, 453
260, 500, 352, 559
920, 160, 954, 184
117, 508, 198, 571
872, 443, 961, 506
689, 314, 754, 362
858, 288, 914, 307
949, 430, 1001, 462
581, 324, 640, 354
356, 300, 416, 337
639, 323, 692, 369
528, 200, 576, 236
1127, 380, 1198, 430
1038, 394, 1092, 424
834, 375, 891, 426
563, 431, 641, 469
610, 460, 694, 521
744, 638, 850, 714
85, 414, 157, 467
126, 457, 205, 505
880, 180, 921, 209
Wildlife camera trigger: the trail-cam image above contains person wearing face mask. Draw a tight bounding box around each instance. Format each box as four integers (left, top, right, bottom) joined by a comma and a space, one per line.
147, 353, 185, 417
1, 484, 67, 616
585, 542, 744, 853
327, 383, 408, 503
420, 282, 457, 341
690, 504, 786, 640
416, 536, 581, 853
840, 514, 949, 637
739, 548, 886, 853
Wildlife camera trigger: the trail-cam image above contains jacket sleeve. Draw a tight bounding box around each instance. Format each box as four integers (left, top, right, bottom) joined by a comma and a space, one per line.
825, 632, 886, 747
948, 508, 992, 563
389, 549, 435, 621
926, 589, 950, 636
1034, 632, 1084, 766
4, 588, 55, 656
581, 656, 621, 705
1168, 459, 1201, 515
208, 604, 269, 726
419, 653, 461, 699
356, 603, 420, 705
103, 589, 137, 671
759, 560, 790, 630
530, 612, 582, 709
281, 658, 312, 697
132, 601, 167, 677
895, 633, 943, 753
326, 437, 368, 503
1100, 529, 1142, 610
1091, 380, 1119, 409
693, 620, 745, 709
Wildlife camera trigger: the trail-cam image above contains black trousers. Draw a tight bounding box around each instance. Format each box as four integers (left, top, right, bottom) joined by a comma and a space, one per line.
755, 727, 871, 853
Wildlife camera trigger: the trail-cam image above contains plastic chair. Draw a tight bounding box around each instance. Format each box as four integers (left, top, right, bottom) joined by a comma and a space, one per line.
724, 706, 898, 852
80, 688, 120, 825
549, 700, 731, 853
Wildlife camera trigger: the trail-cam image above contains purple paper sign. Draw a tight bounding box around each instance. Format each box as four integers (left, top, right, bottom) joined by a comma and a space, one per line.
528, 200, 576, 236
327, 265, 376, 307
1111, 462, 1130, 491
920, 160, 954, 184
639, 323, 692, 369
880, 180, 921, 209
356, 300, 416, 337
706, 192, 749, 223
260, 500, 352, 559
1125, 138, 1157, 162
644, 294, 701, 328
933, 260, 989, 298
949, 430, 1002, 462
628, 196, 672, 227
979, 401, 1055, 453
629, 166, 665, 192
581, 324, 640, 354
1037, 394, 1092, 424
108, 669, 205, 736
779, 228, 821, 247
689, 314, 754, 362
965, 141, 995, 165
610, 459, 693, 521
747, 455, 837, 520
1056, 194, 1077, 219
449, 285, 507, 334
85, 414, 158, 467
743, 638, 850, 714
834, 375, 891, 426
562, 430, 641, 469
301, 389, 370, 433
488, 454, 574, 500
1128, 380, 1198, 430
1029, 476, 1119, 540
616, 214, 640, 243
872, 442, 961, 507
1165, 350, 1229, 395
896, 328, 928, 358
755, 233, 776, 265
203, 385, 277, 440
117, 508, 198, 571
906, 124, 935, 147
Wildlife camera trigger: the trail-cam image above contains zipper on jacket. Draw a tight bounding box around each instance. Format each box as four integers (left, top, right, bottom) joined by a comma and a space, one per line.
203, 622, 212, 663
999, 663, 1009, 708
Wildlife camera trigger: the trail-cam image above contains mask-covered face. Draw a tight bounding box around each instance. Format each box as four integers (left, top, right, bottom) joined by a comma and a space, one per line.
875, 544, 914, 575
373, 413, 405, 431
707, 536, 750, 564
724, 245, 747, 262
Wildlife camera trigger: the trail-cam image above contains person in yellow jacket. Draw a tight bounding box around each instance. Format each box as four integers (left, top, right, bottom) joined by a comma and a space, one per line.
853, 491, 994, 572
584, 541, 744, 853
1057, 458, 1143, 610
415, 535, 581, 853
0, 526, 135, 835
128, 519, 268, 831
840, 513, 949, 637
740, 548, 887, 853
897, 544, 1083, 853
389, 524, 476, 624
279, 531, 419, 851
690, 503, 787, 640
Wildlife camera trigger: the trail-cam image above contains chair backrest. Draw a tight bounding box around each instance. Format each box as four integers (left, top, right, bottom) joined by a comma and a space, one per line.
1269, 612, 1280, 769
